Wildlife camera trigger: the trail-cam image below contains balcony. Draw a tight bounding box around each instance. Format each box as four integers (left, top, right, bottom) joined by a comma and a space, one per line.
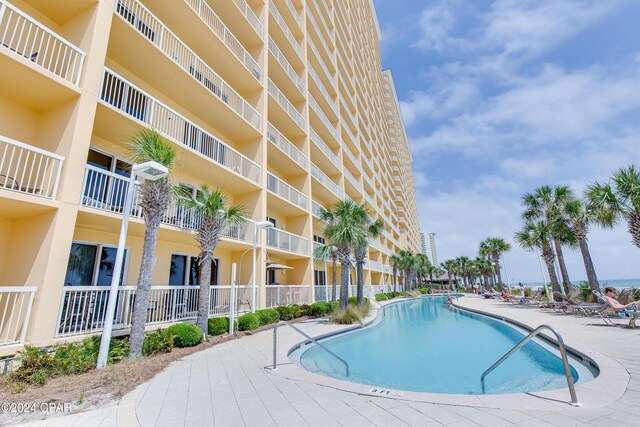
309, 128, 339, 173
55, 285, 252, 338
266, 123, 307, 171
80, 165, 253, 243
311, 163, 342, 200
0, 0, 85, 109
98, 69, 260, 185
311, 200, 323, 218
0, 287, 36, 347
308, 37, 335, 89
0, 135, 64, 200
269, 1, 304, 65
309, 95, 339, 143
267, 172, 307, 210
268, 37, 305, 96
266, 228, 309, 256
267, 79, 306, 133
308, 64, 338, 119
278, 0, 303, 34
109, 0, 262, 136
343, 167, 362, 195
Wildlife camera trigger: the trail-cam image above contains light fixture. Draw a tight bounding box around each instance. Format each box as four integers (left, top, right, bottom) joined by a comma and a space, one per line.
132, 161, 168, 180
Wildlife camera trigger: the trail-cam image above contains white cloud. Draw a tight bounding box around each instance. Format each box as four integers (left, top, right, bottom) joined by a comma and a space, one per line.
500, 158, 555, 179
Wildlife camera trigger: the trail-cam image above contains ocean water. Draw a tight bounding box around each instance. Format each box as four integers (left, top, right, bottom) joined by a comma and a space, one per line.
296, 297, 596, 394
522, 278, 640, 290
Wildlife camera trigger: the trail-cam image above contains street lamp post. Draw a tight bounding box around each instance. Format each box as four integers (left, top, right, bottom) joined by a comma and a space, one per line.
502, 255, 511, 293
535, 249, 553, 303
251, 221, 274, 312
97, 161, 168, 369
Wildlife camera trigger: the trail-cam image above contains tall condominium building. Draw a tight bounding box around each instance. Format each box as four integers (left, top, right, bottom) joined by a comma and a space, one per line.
428, 232, 438, 266
420, 232, 428, 256
0, 0, 421, 353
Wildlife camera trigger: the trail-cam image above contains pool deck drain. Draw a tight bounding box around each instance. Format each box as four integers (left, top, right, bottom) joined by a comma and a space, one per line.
15, 295, 640, 426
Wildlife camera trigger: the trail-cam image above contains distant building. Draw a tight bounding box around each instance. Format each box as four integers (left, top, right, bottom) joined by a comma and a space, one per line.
420, 233, 428, 256
428, 233, 438, 266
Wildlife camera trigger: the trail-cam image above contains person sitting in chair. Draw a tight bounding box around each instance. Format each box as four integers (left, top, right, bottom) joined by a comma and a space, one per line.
603, 287, 640, 314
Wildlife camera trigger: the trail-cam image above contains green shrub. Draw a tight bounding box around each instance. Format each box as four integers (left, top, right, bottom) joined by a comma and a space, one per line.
77, 335, 129, 365
327, 301, 339, 312
375, 293, 388, 301
143, 329, 174, 356
208, 317, 230, 335
524, 287, 533, 297
168, 323, 203, 347
298, 304, 312, 316
330, 306, 362, 324
275, 305, 301, 321
348, 296, 358, 304
237, 313, 260, 331
53, 341, 95, 375
310, 302, 328, 316
11, 346, 56, 385
419, 288, 429, 294
255, 309, 280, 326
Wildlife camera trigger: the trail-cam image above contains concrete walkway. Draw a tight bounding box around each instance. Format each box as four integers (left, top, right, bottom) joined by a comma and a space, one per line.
18, 296, 640, 426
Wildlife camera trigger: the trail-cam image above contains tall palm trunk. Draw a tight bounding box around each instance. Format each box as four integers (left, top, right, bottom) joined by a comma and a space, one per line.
577, 236, 600, 292
628, 213, 640, 248
404, 269, 411, 291
130, 215, 162, 358
542, 244, 562, 294
492, 254, 503, 286
339, 258, 350, 309
198, 258, 212, 333
553, 239, 572, 294
392, 264, 397, 292
331, 256, 337, 301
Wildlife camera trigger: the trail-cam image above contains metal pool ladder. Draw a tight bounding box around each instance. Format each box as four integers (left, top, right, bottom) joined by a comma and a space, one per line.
480, 324, 581, 406
272, 321, 350, 376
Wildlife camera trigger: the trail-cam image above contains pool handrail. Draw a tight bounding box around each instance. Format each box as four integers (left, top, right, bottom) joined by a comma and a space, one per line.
272, 320, 350, 376
480, 324, 580, 406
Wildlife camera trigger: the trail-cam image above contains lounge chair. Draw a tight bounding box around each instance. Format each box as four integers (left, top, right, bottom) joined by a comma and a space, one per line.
592, 290, 638, 327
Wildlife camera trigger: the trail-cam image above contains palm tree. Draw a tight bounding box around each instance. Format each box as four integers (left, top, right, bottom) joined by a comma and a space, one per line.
178, 185, 246, 335
562, 197, 608, 292
441, 259, 459, 290
390, 254, 400, 292
414, 254, 431, 289
587, 165, 640, 251
353, 207, 384, 304
522, 185, 574, 294
515, 221, 563, 295
313, 243, 338, 301
396, 250, 416, 291
128, 129, 177, 358
474, 257, 494, 289
456, 256, 470, 287
319, 200, 368, 309
479, 238, 511, 289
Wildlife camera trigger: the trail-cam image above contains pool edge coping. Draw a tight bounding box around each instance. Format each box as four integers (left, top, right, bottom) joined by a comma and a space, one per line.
266, 295, 630, 410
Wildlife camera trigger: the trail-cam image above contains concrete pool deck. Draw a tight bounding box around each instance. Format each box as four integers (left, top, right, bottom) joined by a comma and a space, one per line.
17, 295, 640, 426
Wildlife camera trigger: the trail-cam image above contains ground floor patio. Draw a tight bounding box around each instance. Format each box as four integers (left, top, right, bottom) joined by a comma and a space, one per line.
13, 295, 640, 426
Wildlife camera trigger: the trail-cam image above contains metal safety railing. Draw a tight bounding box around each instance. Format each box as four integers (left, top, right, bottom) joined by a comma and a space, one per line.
272, 321, 349, 376
480, 324, 580, 406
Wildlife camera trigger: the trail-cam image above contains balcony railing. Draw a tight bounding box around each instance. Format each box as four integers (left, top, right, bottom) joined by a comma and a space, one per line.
282, 0, 303, 32
307, 6, 333, 58
343, 167, 362, 193
0, 287, 36, 346
309, 64, 338, 116
267, 172, 307, 209
308, 37, 335, 87
269, 1, 304, 62
0, 0, 85, 85
267, 79, 306, 130
268, 37, 305, 94
367, 260, 385, 273
101, 69, 260, 183
342, 140, 358, 166
311, 163, 343, 199
266, 228, 309, 255
309, 96, 339, 142
55, 285, 252, 337
81, 165, 252, 243
115, 0, 262, 126
309, 128, 339, 168
266, 123, 307, 169
231, 0, 263, 38
265, 286, 310, 307
0, 136, 64, 200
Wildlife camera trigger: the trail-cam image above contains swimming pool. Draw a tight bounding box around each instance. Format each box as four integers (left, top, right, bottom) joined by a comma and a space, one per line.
293, 296, 598, 395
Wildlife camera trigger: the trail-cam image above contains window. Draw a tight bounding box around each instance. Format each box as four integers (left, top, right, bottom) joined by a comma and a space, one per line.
83, 148, 132, 212
314, 270, 327, 287
64, 242, 128, 286
169, 254, 218, 286
313, 235, 325, 244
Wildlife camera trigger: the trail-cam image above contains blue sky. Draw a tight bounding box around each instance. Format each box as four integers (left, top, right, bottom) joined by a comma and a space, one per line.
373, 0, 640, 283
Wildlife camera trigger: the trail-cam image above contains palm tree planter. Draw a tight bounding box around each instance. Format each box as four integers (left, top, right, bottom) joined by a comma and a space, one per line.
515, 221, 563, 295
178, 185, 245, 335
479, 238, 511, 289
354, 214, 383, 304
128, 129, 177, 358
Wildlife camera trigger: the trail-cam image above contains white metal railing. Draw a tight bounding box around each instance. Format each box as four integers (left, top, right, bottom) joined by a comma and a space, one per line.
267, 79, 306, 130
55, 285, 252, 337
307, 6, 333, 59
267, 172, 307, 209
342, 141, 358, 166
101, 69, 260, 183
314, 285, 341, 302
269, 1, 304, 62
309, 128, 339, 168
311, 163, 343, 198
0, 135, 64, 199
266, 123, 307, 169
282, 0, 303, 31
340, 97, 357, 128
231, 0, 263, 38
266, 228, 309, 255
367, 260, 385, 272
0, 0, 85, 85
309, 96, 339, 141
265, 286, 310, 307
80, 165, 252, 243
311, 200, 322, 217
343, 167, 362, 193
116, 0, 261, 127
308, 37, 335, 87
309, 64, 338, 117
268, 37, 304, 94
183, 0, 261, 79
312, 0, 333, 37
0, 287, 36, 346
363, 171, 374, 189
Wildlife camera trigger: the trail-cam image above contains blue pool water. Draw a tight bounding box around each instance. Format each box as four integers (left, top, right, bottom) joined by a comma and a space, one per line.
296, 297, 597, 394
